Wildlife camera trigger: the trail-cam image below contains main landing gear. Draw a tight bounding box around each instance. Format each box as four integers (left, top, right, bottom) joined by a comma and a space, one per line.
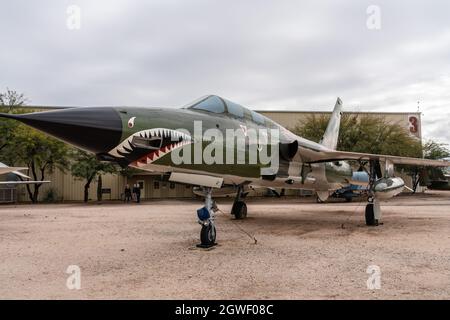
197, 187, 217, 248
365, 160, 382, 227
231, 185, 248, 220
365, 197, 381, 226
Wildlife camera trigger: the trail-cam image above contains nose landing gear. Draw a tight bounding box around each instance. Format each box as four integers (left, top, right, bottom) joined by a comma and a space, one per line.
197, 187, 217, 248
200, 223, 216, 247
365, 160, 382, 227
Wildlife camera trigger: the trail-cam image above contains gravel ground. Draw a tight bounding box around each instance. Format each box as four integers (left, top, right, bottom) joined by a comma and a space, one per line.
1, 191, 449, 300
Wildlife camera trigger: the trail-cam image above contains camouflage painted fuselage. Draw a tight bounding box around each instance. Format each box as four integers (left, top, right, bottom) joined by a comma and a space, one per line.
108, 104, 352, 190
1, 95, 353, 191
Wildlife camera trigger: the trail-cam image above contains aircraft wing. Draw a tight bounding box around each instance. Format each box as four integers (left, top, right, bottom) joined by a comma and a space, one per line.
302, 149, 450, 167
0, 167, 29, 175
0, 180, 50, 185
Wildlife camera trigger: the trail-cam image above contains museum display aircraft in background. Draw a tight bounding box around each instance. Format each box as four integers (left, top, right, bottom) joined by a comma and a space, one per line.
0, 162, 50, 185
1, 96, 449, 247
428, 157, 450, 191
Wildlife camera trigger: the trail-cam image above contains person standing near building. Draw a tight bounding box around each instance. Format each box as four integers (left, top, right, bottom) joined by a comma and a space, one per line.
133, 183, 141, 203
132, 183, 137, 202
124, 184, 132, 203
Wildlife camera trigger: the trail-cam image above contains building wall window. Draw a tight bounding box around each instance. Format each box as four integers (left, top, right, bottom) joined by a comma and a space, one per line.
154, 181, 160, 189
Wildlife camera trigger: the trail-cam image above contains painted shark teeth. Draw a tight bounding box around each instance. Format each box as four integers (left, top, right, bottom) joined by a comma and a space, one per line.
108, 128, 193, 162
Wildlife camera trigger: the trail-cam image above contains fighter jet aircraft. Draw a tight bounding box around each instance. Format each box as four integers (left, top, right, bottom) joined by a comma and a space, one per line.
1, 96, 449, 247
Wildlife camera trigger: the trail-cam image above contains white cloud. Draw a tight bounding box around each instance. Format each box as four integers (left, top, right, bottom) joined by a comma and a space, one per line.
0, 0, 449, 143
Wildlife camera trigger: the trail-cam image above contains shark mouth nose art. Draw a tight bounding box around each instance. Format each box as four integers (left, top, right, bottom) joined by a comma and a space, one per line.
108, 128, 192, 166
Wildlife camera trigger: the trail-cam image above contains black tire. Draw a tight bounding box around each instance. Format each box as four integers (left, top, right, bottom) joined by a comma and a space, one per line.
343, 191, 353, 202
365, 203, 378, 226
200, 223, 216, 246
232, 201, 247, 220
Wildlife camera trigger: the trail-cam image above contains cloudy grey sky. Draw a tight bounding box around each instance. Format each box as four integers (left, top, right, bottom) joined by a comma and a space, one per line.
1, 0, 449, 143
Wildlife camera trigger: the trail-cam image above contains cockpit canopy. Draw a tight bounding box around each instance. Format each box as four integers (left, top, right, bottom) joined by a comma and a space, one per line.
185, 95, 274, 127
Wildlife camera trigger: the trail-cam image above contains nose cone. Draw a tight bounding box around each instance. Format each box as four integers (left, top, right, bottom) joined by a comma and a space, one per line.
1, 107, 123, 154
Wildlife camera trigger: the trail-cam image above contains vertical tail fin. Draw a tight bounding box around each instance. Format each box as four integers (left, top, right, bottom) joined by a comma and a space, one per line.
320, 98, 343, 150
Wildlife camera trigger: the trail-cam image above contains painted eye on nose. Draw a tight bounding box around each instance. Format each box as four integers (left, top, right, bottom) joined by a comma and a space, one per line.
128, 117, 136, 128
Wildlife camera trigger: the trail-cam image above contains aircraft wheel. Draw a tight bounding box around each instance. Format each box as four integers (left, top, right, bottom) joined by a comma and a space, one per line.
232, 201, 247, 220
343, 191, 353, 202
365, 203, 378, 226
200, 223, 216, 246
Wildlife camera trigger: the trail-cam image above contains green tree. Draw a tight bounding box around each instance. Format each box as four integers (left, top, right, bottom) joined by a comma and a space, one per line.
422, 140, 450, 160
1, 89, 71, 202
0, 89, 28, 152
71, 150, 117, 203
0, 89, 123, 203
293, 113, 423, 157
119, 166, 142, 179
5, 125, 71, 203
0, 110, 17, 153
0, 88, 27, 112
420, 140, 450, 187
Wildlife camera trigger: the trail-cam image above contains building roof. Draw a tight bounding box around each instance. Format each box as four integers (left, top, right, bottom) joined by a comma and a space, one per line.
257, 110, 421, 115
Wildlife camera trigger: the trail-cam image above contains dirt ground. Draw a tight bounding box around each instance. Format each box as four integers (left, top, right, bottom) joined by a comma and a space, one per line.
1, 191, 449, 300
